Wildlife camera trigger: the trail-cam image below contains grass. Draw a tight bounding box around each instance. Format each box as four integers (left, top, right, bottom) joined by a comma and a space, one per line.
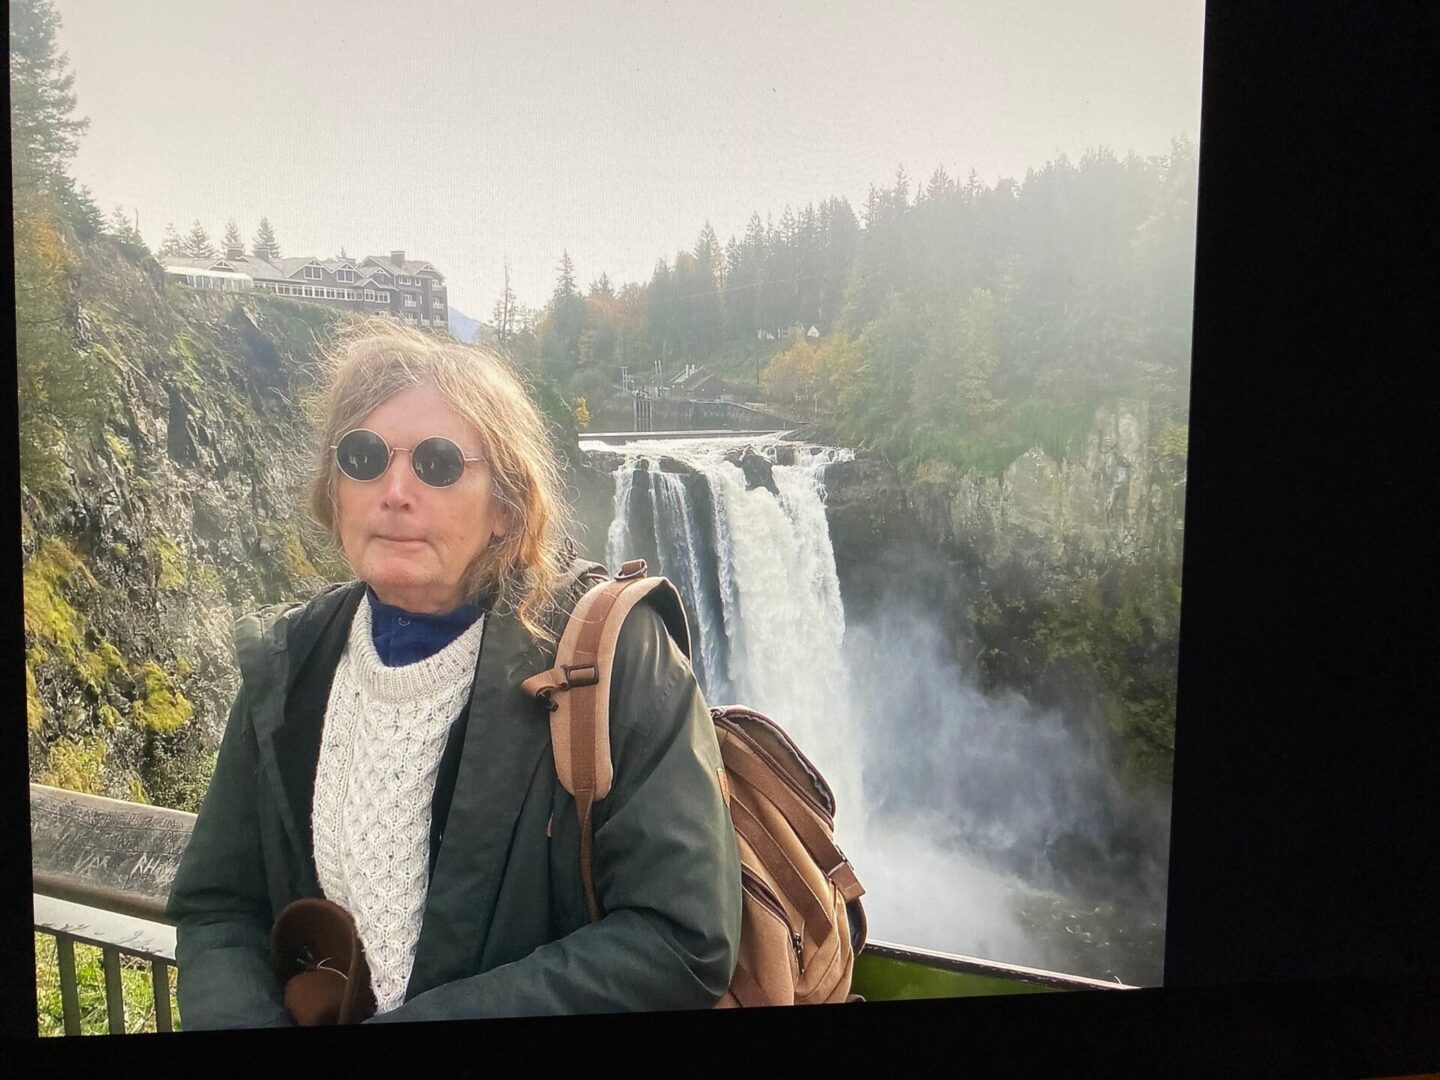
33, 932, 182, 1036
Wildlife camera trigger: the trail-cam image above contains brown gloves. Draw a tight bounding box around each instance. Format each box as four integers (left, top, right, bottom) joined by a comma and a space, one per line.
270, 897, 377, 1025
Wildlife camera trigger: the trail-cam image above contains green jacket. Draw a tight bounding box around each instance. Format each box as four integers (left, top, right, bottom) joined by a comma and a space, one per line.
165, 561, 742, 1028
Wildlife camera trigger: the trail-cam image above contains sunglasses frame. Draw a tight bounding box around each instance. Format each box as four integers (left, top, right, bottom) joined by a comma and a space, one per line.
331, 428, 484, 489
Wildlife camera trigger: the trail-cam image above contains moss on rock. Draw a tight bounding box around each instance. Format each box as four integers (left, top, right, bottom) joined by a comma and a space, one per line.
26, 664, 44, 732
39, 735, 108, 794
147, 533, 186, 589
130, 661, 194, 734
191, 560, 223, 594
283, 530, 319, 580
103, 430, 132, 465
23, 539, 95, 661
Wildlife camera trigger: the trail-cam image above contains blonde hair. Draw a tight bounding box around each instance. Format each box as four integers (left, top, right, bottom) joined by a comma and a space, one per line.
305, 317, 574, 642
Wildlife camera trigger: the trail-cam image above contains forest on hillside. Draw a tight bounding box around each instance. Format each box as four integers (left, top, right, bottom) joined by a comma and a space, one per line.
508, 143, 1194, 476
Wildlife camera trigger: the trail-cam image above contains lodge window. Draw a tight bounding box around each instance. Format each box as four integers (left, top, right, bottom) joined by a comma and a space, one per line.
304, 265, 322, 280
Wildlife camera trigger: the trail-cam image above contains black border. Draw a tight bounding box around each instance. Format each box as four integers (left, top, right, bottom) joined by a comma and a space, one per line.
6, 0, 1440, 1071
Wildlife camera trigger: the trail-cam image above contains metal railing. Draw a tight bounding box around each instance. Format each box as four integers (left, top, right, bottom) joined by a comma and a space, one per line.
30, 782, 1130, 1034
33, 894, 177, 1034
30, 784, 189, 1036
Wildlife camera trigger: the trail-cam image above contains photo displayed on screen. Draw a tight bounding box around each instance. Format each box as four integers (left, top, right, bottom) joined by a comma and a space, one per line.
16, 0, 1203, 1032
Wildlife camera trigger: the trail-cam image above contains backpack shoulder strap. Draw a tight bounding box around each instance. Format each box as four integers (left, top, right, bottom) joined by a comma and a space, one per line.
519, 558, 690, 921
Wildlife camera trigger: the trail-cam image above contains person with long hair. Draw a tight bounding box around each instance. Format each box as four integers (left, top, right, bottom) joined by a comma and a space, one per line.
166, 318, 741, 1026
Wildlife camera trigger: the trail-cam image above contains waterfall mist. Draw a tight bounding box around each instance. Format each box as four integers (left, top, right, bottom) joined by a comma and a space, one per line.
592, 435, 1168, 984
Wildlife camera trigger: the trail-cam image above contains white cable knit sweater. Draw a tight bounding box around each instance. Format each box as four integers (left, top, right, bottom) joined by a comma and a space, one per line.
310, 598, 486, 1015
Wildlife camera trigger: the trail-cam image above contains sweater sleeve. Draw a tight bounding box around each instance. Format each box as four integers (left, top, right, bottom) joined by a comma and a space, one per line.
165, 683, 294, 1030
365, 603, 742, 1021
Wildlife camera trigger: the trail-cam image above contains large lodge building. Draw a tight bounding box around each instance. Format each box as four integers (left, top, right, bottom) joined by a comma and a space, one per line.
162, 246, 448, 328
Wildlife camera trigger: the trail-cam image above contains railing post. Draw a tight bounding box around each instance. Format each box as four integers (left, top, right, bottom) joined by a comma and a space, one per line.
151, 960, 173, 1032
54, 933, 81, 1036
101, 946, 125, 1034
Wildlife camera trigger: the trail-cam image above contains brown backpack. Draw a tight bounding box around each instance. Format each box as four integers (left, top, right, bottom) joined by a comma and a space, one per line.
522, 559, 868, 1007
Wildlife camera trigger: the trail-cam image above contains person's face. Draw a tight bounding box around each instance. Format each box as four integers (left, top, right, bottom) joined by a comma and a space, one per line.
334, 383, 505, 613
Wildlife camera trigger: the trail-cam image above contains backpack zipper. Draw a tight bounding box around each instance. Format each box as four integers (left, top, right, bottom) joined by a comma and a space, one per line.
741, 866, 806, 974
718, 713, 836, 826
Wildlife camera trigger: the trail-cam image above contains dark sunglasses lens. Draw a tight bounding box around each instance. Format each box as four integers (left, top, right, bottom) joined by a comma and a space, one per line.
335, 430, 390, 481
412, 437, 466, 487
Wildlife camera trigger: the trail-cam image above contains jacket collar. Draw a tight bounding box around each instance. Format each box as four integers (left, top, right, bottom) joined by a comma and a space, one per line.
239, 580, 365, 885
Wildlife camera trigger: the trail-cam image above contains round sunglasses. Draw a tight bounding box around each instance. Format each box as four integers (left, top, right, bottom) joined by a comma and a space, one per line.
331, 428, 483, 489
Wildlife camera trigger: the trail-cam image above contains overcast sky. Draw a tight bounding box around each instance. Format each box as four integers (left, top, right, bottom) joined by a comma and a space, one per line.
51, 0, 1205, 317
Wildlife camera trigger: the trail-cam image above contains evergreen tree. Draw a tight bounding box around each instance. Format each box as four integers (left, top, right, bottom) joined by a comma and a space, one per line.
693, 223, 720, 276
157, 223, 185, 259
59, 183, 104, 238
892, 165, 911, 211
222, 219, 244, 253
646, 258, 676, 372
107, 205, 145, 250
686, 224, 722, 356
817, 196, 859, 328
8, 0, 89, 195
183, 220, 215, 258
554, 250, 578, 299
588, 272, 614, 299
545, 251, 585, 370
491, 260, 518, 348
252, 217, 280, 259
9, 0, 114, 495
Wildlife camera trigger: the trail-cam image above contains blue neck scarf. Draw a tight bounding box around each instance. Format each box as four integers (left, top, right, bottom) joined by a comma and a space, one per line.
365, 587, 481, 668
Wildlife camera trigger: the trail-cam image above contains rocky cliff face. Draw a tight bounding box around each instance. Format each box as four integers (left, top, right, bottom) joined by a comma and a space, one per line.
21, 234, 601, 810
823, 400, 1187, 784
828, 401, 1184, 589
913, 400, 1185, 589
22, 235, 355, 808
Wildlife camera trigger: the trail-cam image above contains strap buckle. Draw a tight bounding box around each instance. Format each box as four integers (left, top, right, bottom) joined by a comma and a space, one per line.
562, 663, 599, 688
615, 559, 647, 580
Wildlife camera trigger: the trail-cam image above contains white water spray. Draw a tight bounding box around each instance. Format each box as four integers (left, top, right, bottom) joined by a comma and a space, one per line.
589, 434, 1164, 982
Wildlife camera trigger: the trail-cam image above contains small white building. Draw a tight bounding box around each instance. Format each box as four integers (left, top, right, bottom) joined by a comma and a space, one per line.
163, 265, 254, 292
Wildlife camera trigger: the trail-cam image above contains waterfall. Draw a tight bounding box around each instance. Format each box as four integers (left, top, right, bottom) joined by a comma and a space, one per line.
603, 438, 860, 819
589, 434, 1165, 984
